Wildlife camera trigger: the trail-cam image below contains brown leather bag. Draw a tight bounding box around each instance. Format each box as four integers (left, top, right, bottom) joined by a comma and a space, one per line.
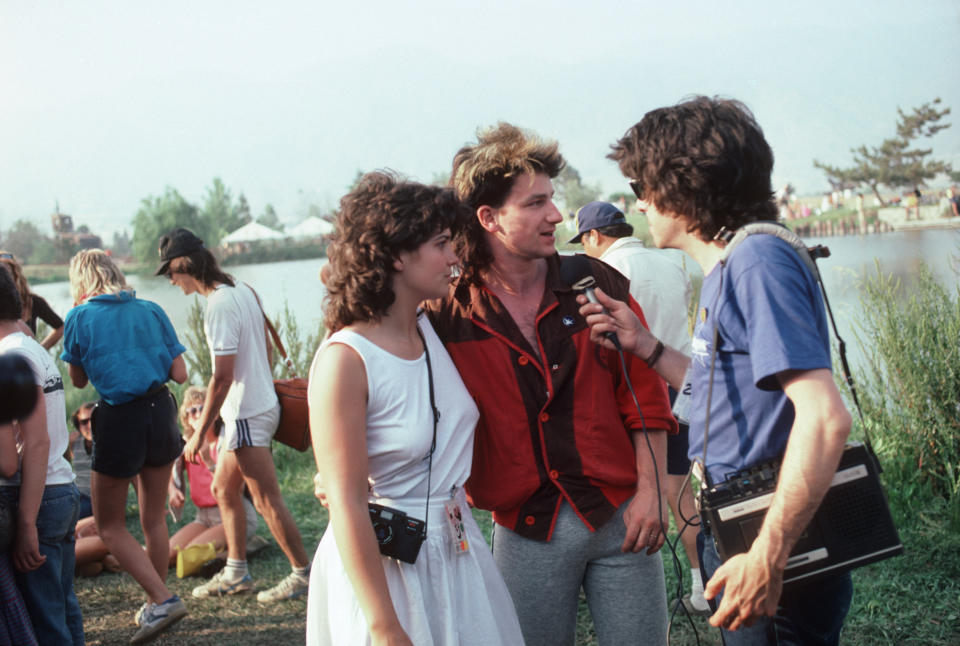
272, 376, 310, 452
251, 287, 312, 452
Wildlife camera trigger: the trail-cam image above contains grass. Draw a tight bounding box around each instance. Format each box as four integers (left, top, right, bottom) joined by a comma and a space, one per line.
74, 449, 960, 645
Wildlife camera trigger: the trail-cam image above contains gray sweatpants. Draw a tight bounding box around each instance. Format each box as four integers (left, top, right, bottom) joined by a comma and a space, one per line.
493, 500, 667, 646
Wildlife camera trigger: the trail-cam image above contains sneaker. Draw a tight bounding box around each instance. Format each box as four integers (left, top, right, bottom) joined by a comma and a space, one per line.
672, 593, 711, 617
129, 596, 187, 644
191, 571, 254, 598
134, 602, 151, 626
256, 571, 309, 603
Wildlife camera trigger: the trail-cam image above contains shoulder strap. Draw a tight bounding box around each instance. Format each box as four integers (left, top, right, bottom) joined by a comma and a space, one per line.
720, 221, 821, 280
712, 221, 876, 461
244, 282, 297, 378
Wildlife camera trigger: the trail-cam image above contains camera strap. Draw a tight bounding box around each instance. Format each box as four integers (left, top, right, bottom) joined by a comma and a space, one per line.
416, 325, 439, 533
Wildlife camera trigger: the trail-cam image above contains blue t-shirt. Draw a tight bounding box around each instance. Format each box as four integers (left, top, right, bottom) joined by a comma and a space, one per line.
61, 291, 186, 405
687, 235, 831, 483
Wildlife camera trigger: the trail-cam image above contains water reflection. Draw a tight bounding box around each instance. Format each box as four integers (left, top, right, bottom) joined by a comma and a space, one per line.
31, 229, 958, 372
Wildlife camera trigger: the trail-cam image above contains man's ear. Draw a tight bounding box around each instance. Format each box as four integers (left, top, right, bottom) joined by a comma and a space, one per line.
476, 205, 499, 234
393, 256, 404, 272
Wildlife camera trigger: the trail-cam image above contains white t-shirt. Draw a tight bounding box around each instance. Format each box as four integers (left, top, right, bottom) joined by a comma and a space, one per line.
600, 237, 693, 357
204, 283, 278, 421
0, 332, 75, 486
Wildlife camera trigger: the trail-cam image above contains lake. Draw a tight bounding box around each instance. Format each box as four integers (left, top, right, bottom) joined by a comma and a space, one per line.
32, 229, 958, 371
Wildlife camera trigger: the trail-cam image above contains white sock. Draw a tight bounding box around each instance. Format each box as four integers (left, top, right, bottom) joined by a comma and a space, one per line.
292, 564, 310, 579
223, 559, 248, 582
689, 568, 709, 609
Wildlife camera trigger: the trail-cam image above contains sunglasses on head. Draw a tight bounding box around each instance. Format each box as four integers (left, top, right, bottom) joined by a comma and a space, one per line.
0, 253, 14, 260
628, 179, 644, 201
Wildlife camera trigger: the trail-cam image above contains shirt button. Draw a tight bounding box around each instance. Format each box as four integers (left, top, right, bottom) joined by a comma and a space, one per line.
539, 412, 549, 423
518, 356, 529, 366
549, 469, 559, 479
524, 515, 535, 525
551, 363, 559, 371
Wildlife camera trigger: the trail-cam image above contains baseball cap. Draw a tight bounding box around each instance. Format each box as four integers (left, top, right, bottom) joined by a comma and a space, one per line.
155, 228, 205, 276
567, 201, 627, 244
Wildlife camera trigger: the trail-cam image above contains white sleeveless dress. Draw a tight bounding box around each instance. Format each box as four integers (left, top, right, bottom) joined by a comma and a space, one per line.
306, 315, 524, 646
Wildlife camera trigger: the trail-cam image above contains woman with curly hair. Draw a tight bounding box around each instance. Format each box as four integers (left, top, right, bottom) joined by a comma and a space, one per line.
0, 251, 64, 350
306, 172, 523, 646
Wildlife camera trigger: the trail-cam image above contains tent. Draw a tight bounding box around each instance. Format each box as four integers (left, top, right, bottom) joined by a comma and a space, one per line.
287, 216, 334, 239
220, 222, 285, 244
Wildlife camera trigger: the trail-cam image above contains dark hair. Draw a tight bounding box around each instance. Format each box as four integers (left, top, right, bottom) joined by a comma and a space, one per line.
0, 264, 22, 321
608, 96, 777, 240
168, 248, 235, 288
323, 171, 468, 332
450, 123, 565, 282
71, 402, 96, 431
595, 222, 634, 239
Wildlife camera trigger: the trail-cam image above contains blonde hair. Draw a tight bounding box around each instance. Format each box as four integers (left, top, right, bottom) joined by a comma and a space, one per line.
68, 249, 131, 304
178, 386, 207, 438
0, 251, 33, 320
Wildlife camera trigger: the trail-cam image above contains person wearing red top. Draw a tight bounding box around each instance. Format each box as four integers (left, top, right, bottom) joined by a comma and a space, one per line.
425, 123, 677, 646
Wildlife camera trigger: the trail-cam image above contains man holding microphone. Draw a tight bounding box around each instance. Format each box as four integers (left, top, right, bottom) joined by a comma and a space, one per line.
580, 96, 853, 645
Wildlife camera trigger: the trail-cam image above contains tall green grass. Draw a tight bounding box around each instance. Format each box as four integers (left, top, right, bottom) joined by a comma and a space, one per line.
850, 260, 960, 530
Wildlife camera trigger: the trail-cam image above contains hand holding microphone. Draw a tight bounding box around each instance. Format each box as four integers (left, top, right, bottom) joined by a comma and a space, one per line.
560, 255, 625, 351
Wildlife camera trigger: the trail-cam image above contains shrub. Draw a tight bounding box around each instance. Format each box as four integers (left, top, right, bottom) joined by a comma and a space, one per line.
850, 259, 960, 529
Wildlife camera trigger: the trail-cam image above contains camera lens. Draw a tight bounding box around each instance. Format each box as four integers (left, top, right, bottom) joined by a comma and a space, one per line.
374, 524, 393, 544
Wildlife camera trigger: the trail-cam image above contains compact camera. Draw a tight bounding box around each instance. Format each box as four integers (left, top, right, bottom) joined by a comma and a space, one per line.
368, 503, 427, 564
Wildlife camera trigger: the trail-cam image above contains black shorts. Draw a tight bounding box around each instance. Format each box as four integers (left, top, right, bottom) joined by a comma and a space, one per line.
666, 422, 691, 475
90, 386, 184, 479
666, 385, 691, 476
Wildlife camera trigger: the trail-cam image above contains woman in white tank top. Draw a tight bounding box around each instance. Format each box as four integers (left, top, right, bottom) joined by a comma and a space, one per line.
306, 172, 524, 646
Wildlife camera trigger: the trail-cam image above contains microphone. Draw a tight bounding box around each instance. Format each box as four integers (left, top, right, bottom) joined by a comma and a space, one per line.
560, 255, 622, 351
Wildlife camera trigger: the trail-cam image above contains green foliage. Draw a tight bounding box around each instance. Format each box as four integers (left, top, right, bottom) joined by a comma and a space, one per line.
257, 203, 282, 231
0, 219, 65, 264
850, 260, 960, 528
182, 297, 212, 383
814, 98, 953, 205
131, 188, 205, 264
554, 164, 601, 214
267, 301, 323, 379
201, 178, 248, 246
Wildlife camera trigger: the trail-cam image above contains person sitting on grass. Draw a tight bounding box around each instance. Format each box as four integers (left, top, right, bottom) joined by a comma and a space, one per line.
167, 386, 265, 574
61, 249, 189, 644
69, 402, 124, 578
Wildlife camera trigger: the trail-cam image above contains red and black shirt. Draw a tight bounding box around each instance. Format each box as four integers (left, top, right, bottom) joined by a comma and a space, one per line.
425, 254, 677, 541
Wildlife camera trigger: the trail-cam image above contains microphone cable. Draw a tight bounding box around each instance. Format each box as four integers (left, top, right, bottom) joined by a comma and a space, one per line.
613, 347, 704, 646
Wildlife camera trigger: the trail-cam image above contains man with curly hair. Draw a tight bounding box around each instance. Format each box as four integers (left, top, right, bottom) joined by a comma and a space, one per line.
584, 96, 854, 645
426, 123, 676, 645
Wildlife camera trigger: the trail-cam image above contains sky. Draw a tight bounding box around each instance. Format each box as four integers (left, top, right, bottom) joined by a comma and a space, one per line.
2, 0, 959, 239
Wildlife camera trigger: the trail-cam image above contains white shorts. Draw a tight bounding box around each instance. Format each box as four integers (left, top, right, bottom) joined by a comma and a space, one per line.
221, 404, 281, 452
193, 496, 258, 540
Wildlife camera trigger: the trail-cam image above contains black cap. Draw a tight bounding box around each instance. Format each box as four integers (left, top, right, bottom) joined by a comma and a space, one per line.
155, 228, 204, 276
